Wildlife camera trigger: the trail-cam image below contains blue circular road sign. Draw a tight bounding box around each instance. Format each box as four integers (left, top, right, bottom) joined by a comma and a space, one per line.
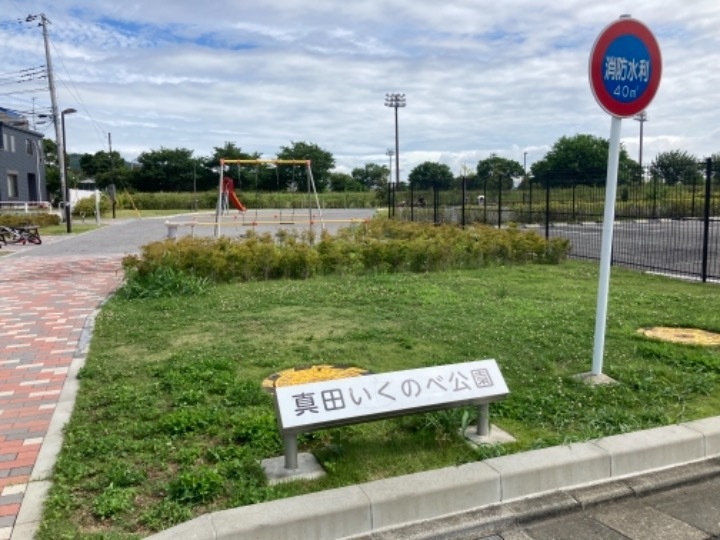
589, 17, 662, 117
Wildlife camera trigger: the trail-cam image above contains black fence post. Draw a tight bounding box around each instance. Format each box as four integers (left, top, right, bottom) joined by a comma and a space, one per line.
497, 178, 503, 229
391, 182, 396, 218
387, 182, 392, 218
529, 180, 533, 223
410, 182, 414, 222
702, 157, 712, 283
461, 176, 466, 228
652, 174, 658, 219
483, 177, 488, 224
545, 177, 551, 240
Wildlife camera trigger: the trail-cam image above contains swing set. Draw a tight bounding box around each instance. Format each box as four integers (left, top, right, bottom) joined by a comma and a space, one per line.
213, 159, 324, 237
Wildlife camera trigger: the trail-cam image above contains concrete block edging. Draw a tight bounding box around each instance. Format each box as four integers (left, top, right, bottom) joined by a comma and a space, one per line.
145, 416, 720, 540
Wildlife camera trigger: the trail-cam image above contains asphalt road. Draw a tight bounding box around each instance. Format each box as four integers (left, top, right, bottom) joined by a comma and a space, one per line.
488, 473, 720, 540
546, 219, 720, 280
365, 459, 720, 540
4, 208, 377, 259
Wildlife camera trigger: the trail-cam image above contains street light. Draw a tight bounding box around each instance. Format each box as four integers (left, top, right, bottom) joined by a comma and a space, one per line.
384, 93, 406, 193
61, 108, 77, 233
633, 110, 648, 170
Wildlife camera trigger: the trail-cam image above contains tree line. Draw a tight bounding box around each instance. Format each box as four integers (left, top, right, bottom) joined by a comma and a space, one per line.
44, 135, 719, 202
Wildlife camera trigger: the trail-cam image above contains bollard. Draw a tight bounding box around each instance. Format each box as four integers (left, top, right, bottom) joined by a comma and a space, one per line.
166, 222, 179, 239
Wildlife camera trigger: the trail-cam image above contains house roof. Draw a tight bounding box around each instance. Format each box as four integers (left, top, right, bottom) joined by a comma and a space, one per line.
0, 106, 44, 137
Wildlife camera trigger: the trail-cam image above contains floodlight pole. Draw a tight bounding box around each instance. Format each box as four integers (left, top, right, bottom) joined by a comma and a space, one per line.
385, 93, 406, 202
633, 111, 648, 169
386, 148, 394, 216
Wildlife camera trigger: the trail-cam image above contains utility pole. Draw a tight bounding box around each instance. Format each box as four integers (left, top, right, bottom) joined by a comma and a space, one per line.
27, 13, 68, 225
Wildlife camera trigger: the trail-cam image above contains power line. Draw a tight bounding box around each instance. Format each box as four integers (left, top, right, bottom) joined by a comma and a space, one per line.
48, 29, 110, 151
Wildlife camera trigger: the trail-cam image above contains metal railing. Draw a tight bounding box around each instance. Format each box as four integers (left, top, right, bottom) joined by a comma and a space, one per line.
0, 201, 53, 213
390, 159, 719, 282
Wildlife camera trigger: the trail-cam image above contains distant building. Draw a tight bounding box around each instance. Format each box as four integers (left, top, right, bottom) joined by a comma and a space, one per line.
0, 107, 47, 204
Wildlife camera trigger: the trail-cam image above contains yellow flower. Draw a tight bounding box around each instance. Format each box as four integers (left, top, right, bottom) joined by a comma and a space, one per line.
262, 364, 368, 392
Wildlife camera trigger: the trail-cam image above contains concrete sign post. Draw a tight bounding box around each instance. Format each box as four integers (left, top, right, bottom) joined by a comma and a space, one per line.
588, 15, 661, 377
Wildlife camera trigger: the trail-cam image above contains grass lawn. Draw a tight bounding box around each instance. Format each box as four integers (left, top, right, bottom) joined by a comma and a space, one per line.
38, 261, 720, 538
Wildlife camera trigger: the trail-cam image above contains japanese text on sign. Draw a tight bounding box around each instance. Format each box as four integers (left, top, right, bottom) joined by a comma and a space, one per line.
274, 359, 508, 432
604, 57, 650, 83
600, 33, 652, 104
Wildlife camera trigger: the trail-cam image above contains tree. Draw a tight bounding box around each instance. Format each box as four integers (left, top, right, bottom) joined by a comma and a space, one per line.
42, 138, 60, 200
328, 172, 365, 192
79, 150, 130, 190
79, 151, 125, 177
408, 162, 454, 190
351, 163, 386, 191
530, 134, 641, 188
132, 147, 197, 192
205, 142, 262, 191
649, 150, 702, 186
454, 164, 478, 190
476, 155, 523, 190
276, 141, 335, 192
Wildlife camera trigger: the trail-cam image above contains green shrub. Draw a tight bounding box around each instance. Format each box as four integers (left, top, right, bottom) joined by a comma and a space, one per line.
113, 190, 378, 211
0, 213, 60, 227
121, 219, 571, 286
118, 266, 210, 299
72, 194, 111, 217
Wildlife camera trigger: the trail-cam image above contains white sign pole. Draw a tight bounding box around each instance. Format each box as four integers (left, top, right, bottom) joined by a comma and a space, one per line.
592, 115, 622, 375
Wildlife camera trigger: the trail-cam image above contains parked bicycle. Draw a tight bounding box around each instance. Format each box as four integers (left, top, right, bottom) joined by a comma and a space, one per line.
0, 225, 42, 246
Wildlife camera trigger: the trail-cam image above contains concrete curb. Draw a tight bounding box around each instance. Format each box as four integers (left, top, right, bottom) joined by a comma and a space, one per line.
347, 457, 720, 540
145, 417, 720, 540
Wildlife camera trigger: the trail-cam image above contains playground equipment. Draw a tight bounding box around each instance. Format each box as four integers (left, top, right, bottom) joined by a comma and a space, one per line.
221, 175, 247, 213
214, 159, 324, 237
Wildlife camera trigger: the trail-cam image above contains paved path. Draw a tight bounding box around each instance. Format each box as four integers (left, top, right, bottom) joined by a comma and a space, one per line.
0, 254, 124, 539
0, 210, 375, 538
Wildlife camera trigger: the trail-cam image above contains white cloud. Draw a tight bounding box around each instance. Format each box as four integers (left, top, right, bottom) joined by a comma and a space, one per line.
2, 0, 719, 180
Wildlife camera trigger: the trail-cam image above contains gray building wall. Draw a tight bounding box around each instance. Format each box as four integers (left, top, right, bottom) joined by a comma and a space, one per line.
0, 122, 47, 204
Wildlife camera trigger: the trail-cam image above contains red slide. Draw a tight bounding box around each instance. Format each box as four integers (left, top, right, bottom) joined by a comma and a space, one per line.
223, 176, 246, 212
228, 190, 246, 212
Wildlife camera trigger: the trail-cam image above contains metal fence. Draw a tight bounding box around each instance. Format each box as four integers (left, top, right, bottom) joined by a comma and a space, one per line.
389, 159, 719, 282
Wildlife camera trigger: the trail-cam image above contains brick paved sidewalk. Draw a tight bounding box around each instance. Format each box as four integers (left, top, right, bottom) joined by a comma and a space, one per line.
0, 254, 124, 539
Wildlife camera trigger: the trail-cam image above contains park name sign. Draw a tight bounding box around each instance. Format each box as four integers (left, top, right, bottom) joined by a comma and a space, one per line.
274, 359, 508, 433
588, 16, 661, 377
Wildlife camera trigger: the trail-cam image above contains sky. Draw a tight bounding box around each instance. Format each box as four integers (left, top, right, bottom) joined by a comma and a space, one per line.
2, 0, 719, 182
